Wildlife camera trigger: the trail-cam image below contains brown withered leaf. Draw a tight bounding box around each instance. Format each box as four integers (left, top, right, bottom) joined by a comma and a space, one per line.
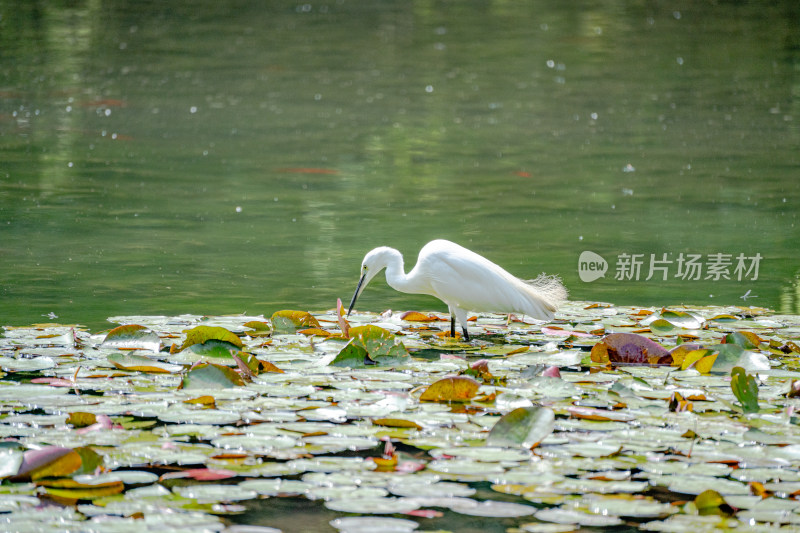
590, 333, 671, 365
419, 376, 480, 402
400, 311, 443, 322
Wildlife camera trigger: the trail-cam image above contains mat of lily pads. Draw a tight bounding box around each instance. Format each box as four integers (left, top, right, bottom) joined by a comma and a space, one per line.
2, 300, 800, 532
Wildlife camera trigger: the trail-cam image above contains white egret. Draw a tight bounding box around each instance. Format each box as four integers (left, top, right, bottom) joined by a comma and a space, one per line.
347, 239, 567, 341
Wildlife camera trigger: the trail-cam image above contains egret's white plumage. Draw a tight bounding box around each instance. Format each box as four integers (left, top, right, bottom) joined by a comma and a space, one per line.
347, 239, 567, 340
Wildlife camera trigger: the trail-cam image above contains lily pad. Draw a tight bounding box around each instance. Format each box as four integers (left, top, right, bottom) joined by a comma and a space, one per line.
329, 341, 371, 368
430, 446, 532, 463
656, 310, 704, 329
453, 500, 536, 517
330, 325, 410, 368
388, 480, 475, 498
331, 516, 418, 532
38, 477, 125, 499
731, 366, 760, 413
584, 495, 678, 518
0, 356, 56, 372
108, 353, 183, 373
101, 324, 161, 352
179, 363, 245, 389
679, 349, 718, 373
648, 319, 675, 334
0, 449, 24, 479
173, 483, 258, 502
11, 446, 83, 481
590, 333, 671, 365
3, 302, 800, 532
324, 496, 420, 514
535, 506, 624, 527
667, 475, 751, 496
486, 406, 555, 448
174, 325, 244, 355
724, 331, 761, 350
271, 310, 321, 334
419, 376, 480, 402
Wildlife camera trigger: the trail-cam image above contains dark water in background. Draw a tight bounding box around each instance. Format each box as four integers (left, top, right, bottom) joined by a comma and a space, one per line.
1, 0, 799, 330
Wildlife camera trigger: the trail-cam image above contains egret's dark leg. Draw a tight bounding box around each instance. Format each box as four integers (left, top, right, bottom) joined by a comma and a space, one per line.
450, 316, 456, 337
462, 326, 470, 342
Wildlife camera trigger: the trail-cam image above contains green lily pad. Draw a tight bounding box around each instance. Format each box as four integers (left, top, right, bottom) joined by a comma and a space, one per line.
724, 331, 761, 349
173, 484, 258, 503
239, 479, 312, 496
330, 325, 409, 368
705, 343, 744, 371
101, 324, 161, 352
658, 310, 704, 329
0, 449, 24, 479
271, 310, 321, 334
453, 500, 536, 517
649, 319, 675, 335
175, 325, 244, 354
430, 446, 532, 463
189, 339, 240, 358
388, 480, 475, 498
329, 340, 370, 368
0, 356, 56, 372
74, 471, 159, 485
324, 496, 420, 514
667, 475, 750, 495
584, 495, 678, 518
694, 489, 730, 516
349, 325, 406, 356
211, 434, 297, 452
486, 406, 555, 448
731, 366, 760, 413
179, 363, 244, 389
514, 524, 577, 533
108, 353, 183, 373
330, 516, 419, 532
426, 458, 506, 477
535, 506, 624, 527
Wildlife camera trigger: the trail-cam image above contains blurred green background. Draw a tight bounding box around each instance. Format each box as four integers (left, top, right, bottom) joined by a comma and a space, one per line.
1, 0, 798, 330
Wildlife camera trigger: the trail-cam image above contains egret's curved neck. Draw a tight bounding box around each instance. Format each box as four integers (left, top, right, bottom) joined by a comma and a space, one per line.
382, 249, 421, 294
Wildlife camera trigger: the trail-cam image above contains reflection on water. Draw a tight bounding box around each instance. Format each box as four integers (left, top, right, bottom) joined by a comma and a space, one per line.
1, 0, 798, 329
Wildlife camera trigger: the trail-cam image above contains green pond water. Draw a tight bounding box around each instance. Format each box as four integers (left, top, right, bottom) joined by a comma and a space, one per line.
1, 0, 799, 332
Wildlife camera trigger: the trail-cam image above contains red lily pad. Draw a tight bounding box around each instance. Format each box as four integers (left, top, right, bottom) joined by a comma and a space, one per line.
160, 468, 237, 481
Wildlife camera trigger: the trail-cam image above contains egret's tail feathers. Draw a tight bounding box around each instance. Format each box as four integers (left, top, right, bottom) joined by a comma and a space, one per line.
524, 274, 568, 313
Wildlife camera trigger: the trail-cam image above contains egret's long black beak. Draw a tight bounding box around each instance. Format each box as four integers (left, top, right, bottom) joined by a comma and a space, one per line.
347, 272, 367, 316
